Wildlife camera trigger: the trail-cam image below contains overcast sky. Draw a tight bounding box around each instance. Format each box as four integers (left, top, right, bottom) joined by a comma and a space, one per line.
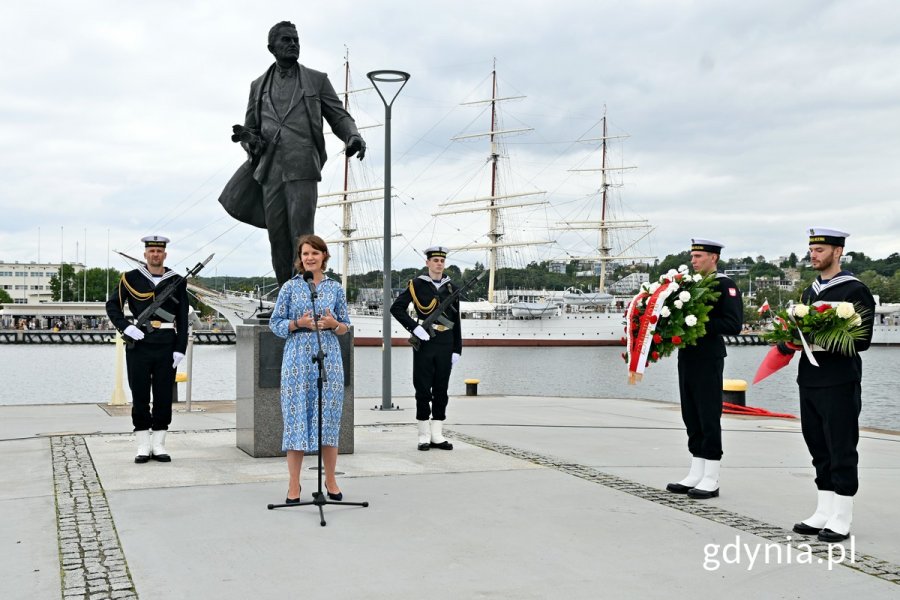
1, 0, 898, 279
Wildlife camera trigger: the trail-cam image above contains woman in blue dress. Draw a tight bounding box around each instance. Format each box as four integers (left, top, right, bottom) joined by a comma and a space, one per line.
269, 234, 351, 503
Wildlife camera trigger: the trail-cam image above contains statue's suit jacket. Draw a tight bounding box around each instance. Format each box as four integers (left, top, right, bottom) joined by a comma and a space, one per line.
219, 63, 360, 228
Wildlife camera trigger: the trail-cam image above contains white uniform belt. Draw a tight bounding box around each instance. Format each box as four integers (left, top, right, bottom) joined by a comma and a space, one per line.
433, 324, 450, 332
150, 321, 176, 330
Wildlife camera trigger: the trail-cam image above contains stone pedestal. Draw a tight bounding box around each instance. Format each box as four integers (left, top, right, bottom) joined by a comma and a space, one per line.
236, 321, 355, 457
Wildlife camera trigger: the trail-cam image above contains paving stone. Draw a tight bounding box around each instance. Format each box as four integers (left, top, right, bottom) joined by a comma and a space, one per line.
52, 436, 137, 599
110, 580, 135, 591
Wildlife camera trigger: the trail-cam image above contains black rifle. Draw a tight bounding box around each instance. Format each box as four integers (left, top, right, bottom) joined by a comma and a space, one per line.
123, 254, 214, 348
409, 270, 487, 351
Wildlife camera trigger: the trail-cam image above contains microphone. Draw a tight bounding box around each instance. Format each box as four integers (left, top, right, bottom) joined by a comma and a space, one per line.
302, 271, 317, 296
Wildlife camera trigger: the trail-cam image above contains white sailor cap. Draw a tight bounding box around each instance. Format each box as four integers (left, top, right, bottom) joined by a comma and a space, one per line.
690, 238, 724, 253
425, 246, 449, 259
142, 235, 170, 248
808, 227, 849, 247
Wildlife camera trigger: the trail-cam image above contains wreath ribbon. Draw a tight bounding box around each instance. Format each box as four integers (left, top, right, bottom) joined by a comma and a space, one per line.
626, 281, 671, 384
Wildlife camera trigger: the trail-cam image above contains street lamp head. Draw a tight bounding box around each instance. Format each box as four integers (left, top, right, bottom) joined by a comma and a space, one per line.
367, 70, 410, 82
366, 70, 410, 107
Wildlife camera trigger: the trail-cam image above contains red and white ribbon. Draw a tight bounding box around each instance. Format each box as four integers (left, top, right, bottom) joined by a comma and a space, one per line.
626, 281, 672, 384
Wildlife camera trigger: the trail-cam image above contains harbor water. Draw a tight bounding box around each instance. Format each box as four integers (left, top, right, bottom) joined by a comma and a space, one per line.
2, 344, 898, 431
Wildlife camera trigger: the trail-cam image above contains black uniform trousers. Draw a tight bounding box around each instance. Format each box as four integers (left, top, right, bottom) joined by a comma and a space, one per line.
799, 382, 861, 496
413, 330, 453, 421
126, 342, 176, 432
677, 355, 724, 461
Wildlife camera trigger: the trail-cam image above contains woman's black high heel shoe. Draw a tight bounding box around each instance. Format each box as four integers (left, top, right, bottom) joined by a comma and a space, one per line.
285, 485, 301, 504
325, 483, 343, 501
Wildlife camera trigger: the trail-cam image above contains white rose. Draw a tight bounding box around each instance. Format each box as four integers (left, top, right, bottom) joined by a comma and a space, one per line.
693, 273, 703, 282
674, 299, 684, 309
668, 282, 679, 293
792, 304, 809, 318
685, 314, 698, 327
678, 291, 691, 303
678, 264, 689, 273
836, 302, 855, 319
667, 269, 677, 277
660, 306, 671, 318
649, 282, 661, 293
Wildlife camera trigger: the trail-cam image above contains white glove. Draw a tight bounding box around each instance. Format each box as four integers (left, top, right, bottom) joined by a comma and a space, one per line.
172, 352, 185, 368
413, 325, 430, 341
124, 325, 145, 340
451, 352, 460, 366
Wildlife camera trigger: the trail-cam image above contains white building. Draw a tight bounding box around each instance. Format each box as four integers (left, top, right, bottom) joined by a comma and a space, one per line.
609, 272, 649, 294
0, 261, 83, 304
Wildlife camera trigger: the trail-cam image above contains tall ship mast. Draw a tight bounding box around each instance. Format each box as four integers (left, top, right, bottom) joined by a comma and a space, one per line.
317, 48, 388, 291
433, 60, 551, 303
558, 108, 654, 295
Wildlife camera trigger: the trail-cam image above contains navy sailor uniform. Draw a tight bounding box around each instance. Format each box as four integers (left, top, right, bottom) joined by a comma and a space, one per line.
797, 271, 875, 496
390, 275, 462, 421
676, 273, 743, 460
105, 266, 189, 431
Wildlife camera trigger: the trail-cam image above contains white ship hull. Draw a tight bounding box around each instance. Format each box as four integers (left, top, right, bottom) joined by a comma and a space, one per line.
872, 323, 900, 346
349, 308, 626, 347
348, 311, 900, 347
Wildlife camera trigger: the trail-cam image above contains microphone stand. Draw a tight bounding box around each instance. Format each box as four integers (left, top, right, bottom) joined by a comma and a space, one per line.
268, 274, 368, 526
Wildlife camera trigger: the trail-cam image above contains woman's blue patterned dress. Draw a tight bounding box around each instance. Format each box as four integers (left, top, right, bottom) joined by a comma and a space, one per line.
269, 275, 350, 452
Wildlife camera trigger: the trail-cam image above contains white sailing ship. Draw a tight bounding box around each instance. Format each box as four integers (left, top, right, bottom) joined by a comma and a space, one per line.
349, 64, 652, 346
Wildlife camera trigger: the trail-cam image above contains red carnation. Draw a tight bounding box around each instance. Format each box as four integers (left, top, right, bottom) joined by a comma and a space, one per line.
649, 315, 658, 324
815, 304, 831, 313
652, 333, 662, 344
672, 335, 683, 345
675, 274, 683, 281
651, 351, 660, 360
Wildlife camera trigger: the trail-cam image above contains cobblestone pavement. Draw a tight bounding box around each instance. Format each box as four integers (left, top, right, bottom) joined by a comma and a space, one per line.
447, 428, 900, 586
52, 436, 138, 600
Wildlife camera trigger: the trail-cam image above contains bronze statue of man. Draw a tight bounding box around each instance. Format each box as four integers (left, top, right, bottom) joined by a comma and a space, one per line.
219, 21, 366, 285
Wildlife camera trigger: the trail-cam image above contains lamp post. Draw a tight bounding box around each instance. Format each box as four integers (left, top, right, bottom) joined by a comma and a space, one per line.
367, 69, 410, 411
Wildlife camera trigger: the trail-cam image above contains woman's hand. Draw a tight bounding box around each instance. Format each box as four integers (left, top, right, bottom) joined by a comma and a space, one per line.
317, 308, 343, 332
294, 310, 314, 330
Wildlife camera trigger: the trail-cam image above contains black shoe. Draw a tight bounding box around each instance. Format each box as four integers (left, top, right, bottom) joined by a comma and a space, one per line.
134, 454, 150, 464
151, 452, 171, 463
418, 443, 431, 451
792, 522, 822, 536
286, 486, 301, 503
666, 482, 692, 494
817, 528, 850, 543
325, 484, 343, 501
429, 440, 454, 450
687, 487, 719, 499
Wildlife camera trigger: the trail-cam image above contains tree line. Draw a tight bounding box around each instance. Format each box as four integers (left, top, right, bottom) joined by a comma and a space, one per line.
20, 251, 894, 317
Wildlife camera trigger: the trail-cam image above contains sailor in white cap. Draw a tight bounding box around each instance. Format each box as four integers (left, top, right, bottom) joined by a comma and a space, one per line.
666, 238, 743, 499
105, 235, 189, 463
779, 228, 875, 542
390, 246, 462, 451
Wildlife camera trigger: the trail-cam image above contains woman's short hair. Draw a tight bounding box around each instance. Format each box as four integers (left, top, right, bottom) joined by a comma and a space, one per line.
294, 234, 330, 272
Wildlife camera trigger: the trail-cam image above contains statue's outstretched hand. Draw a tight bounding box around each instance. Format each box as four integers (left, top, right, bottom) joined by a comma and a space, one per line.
346, 135, 366, 160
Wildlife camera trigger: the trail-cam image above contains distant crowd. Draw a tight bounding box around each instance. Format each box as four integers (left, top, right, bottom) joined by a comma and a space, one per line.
1, 316, 114, 331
